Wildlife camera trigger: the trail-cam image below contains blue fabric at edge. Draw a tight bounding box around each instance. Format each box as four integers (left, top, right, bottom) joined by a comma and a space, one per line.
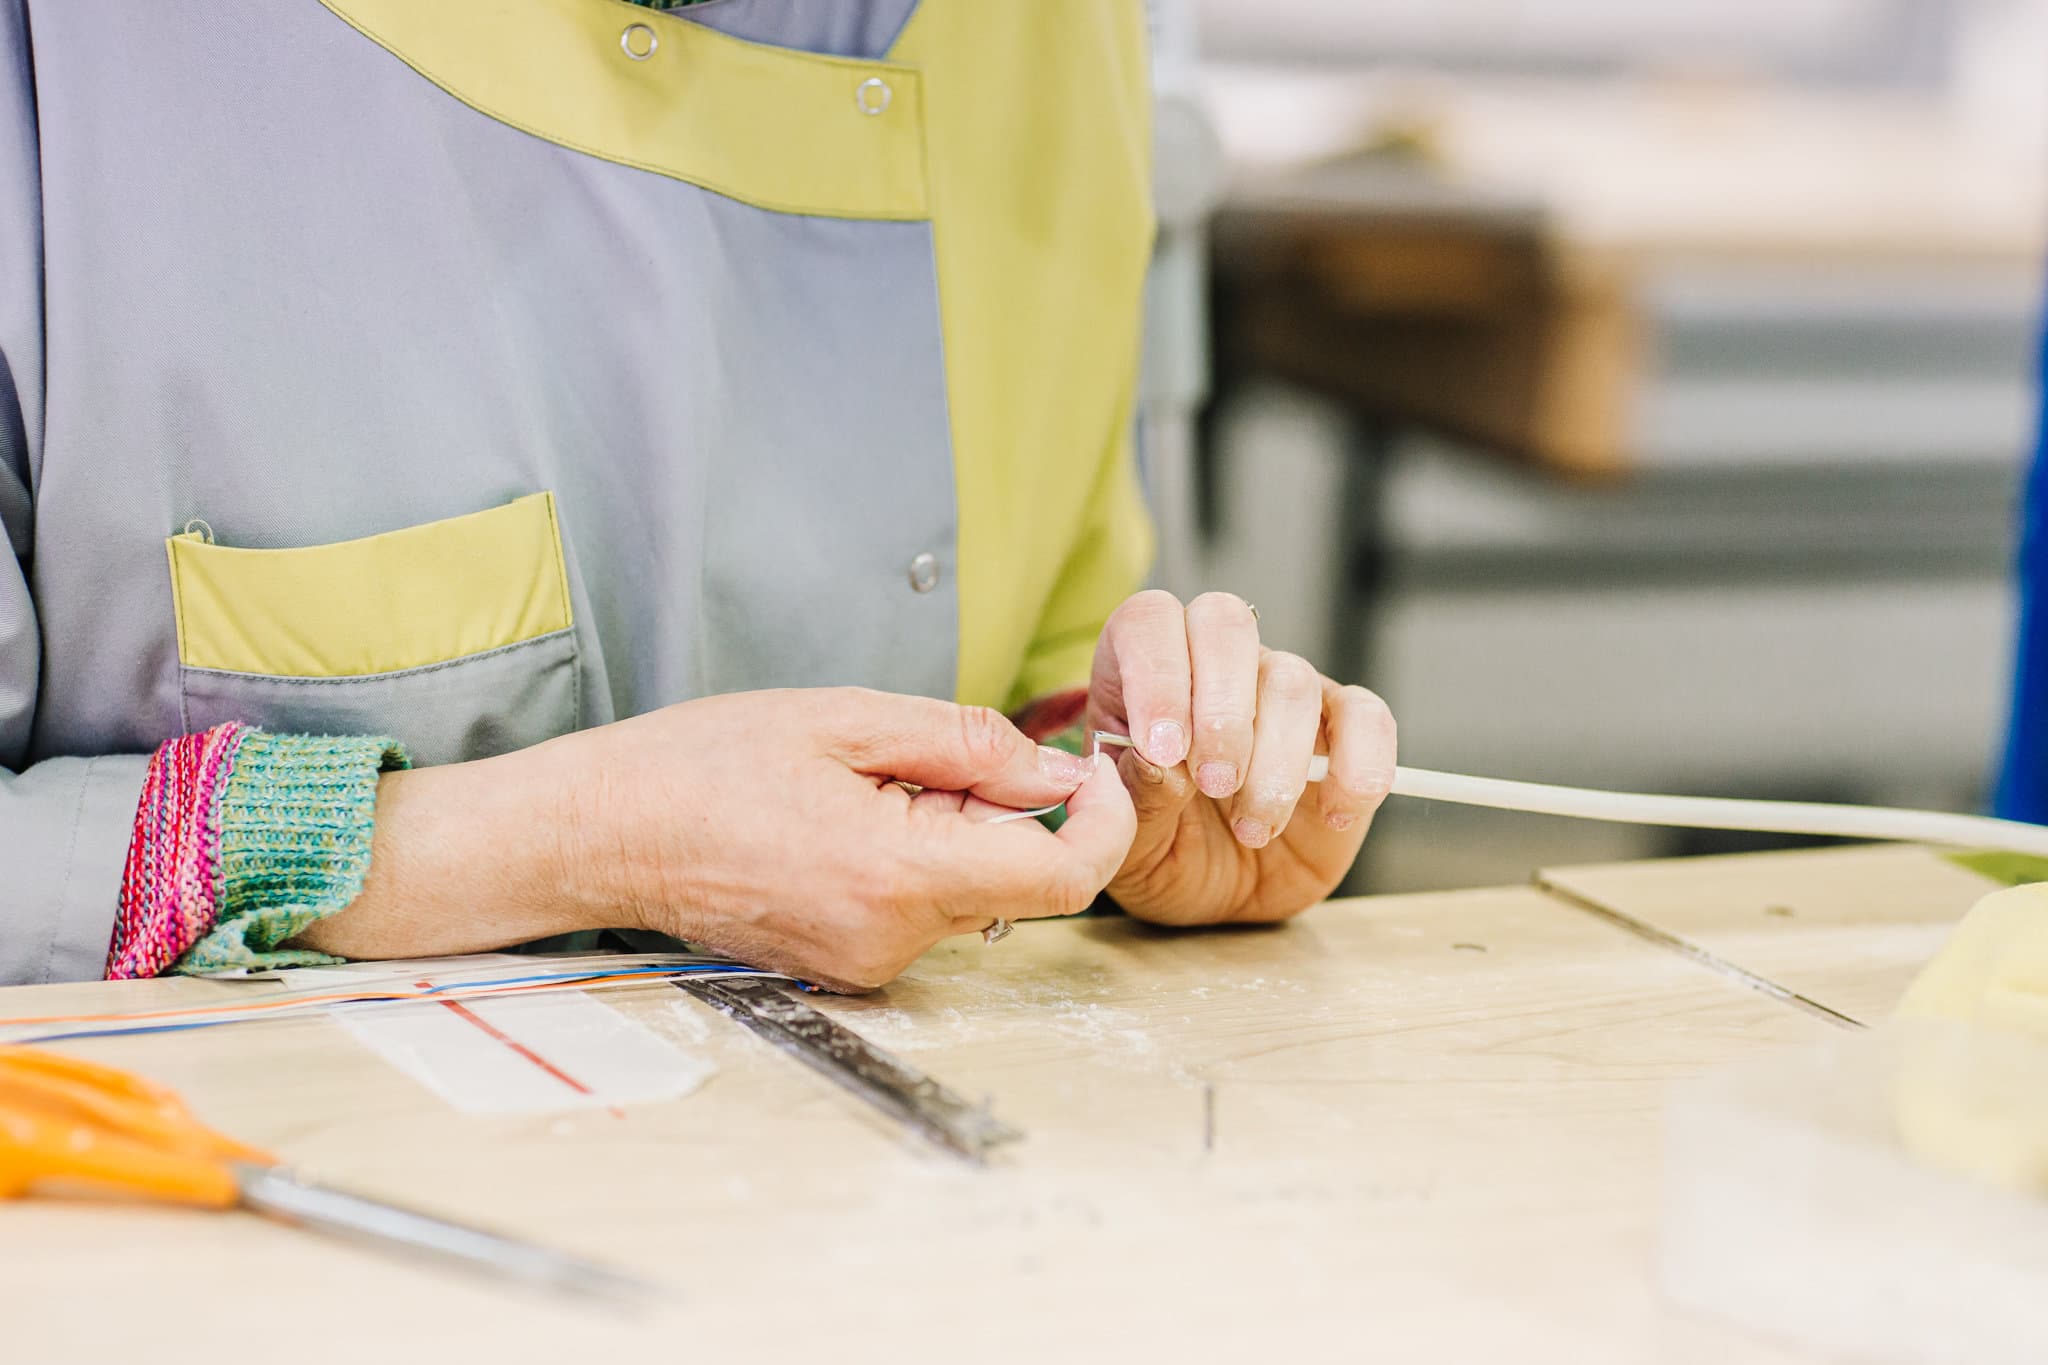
1995, 298, 2048, 822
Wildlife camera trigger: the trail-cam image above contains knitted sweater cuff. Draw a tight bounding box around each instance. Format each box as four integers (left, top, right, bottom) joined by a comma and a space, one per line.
108, 725, 410, 979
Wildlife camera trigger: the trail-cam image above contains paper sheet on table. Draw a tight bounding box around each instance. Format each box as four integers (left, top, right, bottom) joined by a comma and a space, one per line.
335, 988, 717, 1115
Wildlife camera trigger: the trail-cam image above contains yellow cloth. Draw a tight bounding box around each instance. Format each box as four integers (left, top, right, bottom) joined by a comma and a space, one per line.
169, 494, 572, 677
1893, 882, 2048, 1193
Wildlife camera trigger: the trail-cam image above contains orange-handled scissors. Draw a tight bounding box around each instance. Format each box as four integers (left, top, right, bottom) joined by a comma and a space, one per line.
0, 1045, 648, 1297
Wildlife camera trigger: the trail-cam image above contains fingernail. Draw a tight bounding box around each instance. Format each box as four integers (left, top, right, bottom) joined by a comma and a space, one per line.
1093, 752, 1118, 776
1038, 746, 1088, 785
1195, 761, 1237, 798
1325, 809, 1358, 831
1146, 720, 1187, 767
1233, 817, 1270, 848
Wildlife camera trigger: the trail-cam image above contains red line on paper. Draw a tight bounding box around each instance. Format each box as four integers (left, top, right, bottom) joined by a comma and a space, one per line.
419, 979, 626, 1117
439, 998, 597, 1096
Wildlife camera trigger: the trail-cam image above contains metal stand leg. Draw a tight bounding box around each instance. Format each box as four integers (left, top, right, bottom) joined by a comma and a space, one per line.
1329, 419, 1396, 687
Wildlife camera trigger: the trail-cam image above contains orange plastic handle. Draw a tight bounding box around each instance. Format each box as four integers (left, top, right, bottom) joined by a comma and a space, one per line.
0, 1108, 241, 1206
0, 1045, 273, 1175
0, 1044, 188, 1109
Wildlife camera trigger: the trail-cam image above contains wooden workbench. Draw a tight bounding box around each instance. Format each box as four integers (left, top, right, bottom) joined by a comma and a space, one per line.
4, 846, 1999, 1364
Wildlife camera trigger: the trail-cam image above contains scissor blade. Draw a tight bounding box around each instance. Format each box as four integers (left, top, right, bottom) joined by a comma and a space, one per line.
235, 1164, 653, 1300
673, 978, 1022, 1163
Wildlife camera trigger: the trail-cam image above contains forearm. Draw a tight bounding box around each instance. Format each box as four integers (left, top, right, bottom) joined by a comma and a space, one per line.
289, 743, 584, 960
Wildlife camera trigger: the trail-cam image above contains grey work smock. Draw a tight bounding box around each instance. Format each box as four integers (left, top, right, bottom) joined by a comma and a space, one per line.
0, 0, 1156, 982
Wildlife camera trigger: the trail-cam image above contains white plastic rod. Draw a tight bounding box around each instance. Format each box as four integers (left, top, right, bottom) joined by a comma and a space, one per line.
1089, 731, 2048, 855
1389, 766, 2048, 859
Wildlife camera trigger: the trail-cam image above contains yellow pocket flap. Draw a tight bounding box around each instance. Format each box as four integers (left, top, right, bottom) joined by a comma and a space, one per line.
169, 493, 573, 677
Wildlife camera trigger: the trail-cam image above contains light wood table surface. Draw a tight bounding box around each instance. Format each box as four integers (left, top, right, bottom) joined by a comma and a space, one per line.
1538, 845, 1999, 1027
4, 847, 1998, 1364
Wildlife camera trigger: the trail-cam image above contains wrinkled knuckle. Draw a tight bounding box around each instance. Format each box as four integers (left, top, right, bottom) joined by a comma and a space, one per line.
1351, 768, 1393, 801
1343, 685, 1395, 727
1264, 652, 1319, 700
1115, 588, 1182, 634
955, 704, 1016, 768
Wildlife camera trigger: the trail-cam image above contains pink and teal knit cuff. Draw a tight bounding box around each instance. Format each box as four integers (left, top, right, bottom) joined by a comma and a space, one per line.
107, 724, 410, 980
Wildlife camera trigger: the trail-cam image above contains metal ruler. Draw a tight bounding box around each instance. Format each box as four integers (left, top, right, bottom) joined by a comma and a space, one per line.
672, 977, 1023, 1164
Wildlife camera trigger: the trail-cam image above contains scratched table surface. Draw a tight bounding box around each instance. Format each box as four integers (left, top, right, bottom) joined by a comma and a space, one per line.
3, 847, 1998, 1365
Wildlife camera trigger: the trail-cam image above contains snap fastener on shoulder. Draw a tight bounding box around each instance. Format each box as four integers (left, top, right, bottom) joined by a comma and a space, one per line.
621, 23, 658, 61
855, 77, 892, 116
908, 552, 940, 593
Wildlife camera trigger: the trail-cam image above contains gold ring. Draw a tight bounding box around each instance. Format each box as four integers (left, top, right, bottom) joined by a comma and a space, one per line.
982, 918, 1013, 945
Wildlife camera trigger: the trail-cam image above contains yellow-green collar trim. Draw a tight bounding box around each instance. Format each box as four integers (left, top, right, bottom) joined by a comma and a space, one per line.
317, 0, 930, 220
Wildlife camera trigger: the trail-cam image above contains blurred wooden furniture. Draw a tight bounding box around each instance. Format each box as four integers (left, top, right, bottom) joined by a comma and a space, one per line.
5, 845, 1998, 1364
1197, 79, 2043, 825
1209, 79, 2047, 478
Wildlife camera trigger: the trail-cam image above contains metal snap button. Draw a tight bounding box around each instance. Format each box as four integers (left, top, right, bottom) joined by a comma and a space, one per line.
908, 552, 941, 593
855, 77, 892, 116
621, 23, 658, 61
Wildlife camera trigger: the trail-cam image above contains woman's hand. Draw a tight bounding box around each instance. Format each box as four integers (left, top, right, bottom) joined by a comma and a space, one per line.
1088, 591, 1397, 926
298, 687, 1136, 990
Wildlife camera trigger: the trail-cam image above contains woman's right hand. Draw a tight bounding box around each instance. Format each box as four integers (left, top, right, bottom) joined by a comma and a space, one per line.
298, 687, 1136, 991
559, 687, 1135, 989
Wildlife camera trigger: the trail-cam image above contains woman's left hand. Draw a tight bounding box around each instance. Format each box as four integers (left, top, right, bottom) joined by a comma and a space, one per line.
1088, 590, 1397, 925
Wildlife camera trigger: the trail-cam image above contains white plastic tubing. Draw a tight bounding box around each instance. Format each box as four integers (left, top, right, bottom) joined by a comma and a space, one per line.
1389, 766, 2048, 859
1064, 732, 2048, 856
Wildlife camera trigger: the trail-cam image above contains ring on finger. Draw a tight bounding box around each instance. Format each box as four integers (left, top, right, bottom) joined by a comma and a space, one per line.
982, 918, 1014, 945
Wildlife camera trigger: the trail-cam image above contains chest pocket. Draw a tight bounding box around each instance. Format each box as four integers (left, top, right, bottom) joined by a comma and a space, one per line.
166, 493, 579, 765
